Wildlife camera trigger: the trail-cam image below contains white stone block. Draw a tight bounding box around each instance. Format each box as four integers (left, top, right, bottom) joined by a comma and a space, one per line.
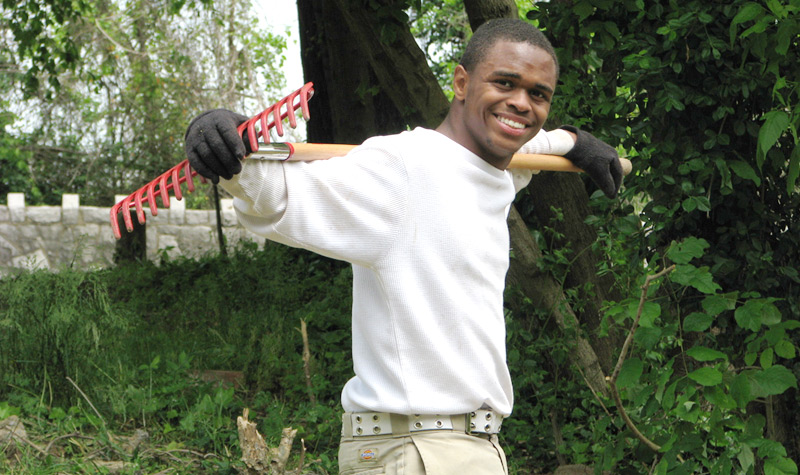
146, 228, 159, 261
220, 199, 237, 226
0, 234, 17, 262
158, 234, 182, 260
185, 210, 211, 225
39, 223, 66, 241
168, 196, 186, 224
28, 207, 61, 224
146, 206, 169, 223
15, 226, 40, 253
8, 193, 25, 222
0, 205, 8, 222
82, 206, 113, 224
11, 249, 50, 271
96, 224, 118, 245
180, 226, 216, 255
62, 194, 80, 224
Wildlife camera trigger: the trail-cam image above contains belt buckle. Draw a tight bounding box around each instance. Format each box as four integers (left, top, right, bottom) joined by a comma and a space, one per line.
470, 410, 502, 434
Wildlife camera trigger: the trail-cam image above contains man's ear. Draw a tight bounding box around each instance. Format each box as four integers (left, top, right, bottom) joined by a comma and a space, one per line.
452, 64, 469, 101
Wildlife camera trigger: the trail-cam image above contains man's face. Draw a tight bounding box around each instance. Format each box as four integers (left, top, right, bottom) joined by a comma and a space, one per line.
453, 40, 557, 168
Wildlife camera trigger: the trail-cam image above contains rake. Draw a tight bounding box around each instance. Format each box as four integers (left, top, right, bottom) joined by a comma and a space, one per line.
110, 82, 631, 238
110, 83, 315, 239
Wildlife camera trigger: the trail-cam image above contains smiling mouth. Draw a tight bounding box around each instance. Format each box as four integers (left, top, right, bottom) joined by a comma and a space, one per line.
496, 115, 527, 130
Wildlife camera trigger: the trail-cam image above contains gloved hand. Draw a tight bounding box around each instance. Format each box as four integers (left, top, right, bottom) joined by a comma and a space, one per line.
184, 109, 251, 184
560, 125, 623, 198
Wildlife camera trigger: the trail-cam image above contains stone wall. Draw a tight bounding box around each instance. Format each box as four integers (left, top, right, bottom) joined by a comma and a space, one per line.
0, 193, 263, 275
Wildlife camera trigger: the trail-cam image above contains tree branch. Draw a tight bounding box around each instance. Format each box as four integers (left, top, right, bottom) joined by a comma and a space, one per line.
607, 265, 676, 453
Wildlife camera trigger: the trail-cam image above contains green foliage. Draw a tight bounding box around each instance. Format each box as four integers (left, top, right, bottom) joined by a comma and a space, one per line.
528, 0, 800, 309
0, 241, 350, 471
503, 237, 799, 473
513, 3, 800, 468
0, 0, 288, 206
0, 268, 128, 401
409, 0, 470, 95
0, 111, 36, 204
1, 0, 91, 95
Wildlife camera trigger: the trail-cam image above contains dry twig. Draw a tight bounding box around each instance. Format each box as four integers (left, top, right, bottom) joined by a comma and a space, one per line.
607, 265, 676, 453
300, 319, 317, 405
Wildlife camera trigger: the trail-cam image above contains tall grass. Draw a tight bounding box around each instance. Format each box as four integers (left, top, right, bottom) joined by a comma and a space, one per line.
1, 240, 353, 471
1, 267, 127, 406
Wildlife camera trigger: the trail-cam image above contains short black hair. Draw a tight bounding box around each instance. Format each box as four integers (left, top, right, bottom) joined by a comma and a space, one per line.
459, 18, 559, 78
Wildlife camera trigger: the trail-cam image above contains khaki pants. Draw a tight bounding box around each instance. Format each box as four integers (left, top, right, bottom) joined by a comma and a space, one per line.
338, 430, 508, 474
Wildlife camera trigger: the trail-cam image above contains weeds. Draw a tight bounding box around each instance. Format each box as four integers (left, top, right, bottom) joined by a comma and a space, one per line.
1, 241, 349, 473
3, 236, 796, 473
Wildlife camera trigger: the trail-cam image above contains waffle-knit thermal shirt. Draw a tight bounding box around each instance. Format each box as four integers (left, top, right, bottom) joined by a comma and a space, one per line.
221, 127, 574, 416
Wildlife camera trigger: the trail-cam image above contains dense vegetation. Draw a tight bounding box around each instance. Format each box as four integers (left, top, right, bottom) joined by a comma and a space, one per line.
1, 243, 353, 473
1, 0, 798, 473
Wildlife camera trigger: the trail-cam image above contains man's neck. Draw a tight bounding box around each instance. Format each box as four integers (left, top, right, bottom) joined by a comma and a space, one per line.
435, 116, 512, 170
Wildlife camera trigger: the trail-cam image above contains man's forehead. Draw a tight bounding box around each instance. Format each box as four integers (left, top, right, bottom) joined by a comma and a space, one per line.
479, 41, 557, 83
483, 39, 553, 62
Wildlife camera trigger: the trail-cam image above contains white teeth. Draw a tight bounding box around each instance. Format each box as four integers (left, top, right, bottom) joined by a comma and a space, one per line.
497, 116, 525, 129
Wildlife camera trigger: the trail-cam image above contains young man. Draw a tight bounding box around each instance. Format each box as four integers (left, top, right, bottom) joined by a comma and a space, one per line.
185, 18, 621, 475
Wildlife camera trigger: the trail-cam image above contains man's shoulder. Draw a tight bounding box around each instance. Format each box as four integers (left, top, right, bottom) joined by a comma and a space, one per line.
360, 127, 435, 150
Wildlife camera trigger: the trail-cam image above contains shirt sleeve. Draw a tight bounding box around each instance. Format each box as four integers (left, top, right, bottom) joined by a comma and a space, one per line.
220, 159, 288, 227
518, 128, 576, 155
509, 129, 577, 190
220, 140, 410, 266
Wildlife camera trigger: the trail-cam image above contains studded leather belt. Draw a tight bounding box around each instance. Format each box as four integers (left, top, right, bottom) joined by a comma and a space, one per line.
341, 410, 504, 438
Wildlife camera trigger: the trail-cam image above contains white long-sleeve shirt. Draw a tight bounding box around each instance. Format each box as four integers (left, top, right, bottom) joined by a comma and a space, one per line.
222, 127, 573, 416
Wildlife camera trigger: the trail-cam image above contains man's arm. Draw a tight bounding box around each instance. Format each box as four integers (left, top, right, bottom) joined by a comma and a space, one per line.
559, 126, 623, 198
518, 127, 623, 198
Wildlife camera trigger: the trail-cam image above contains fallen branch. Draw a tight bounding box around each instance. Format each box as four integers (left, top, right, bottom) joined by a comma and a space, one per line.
237, 408, 301, 474
44, 432, 96, 455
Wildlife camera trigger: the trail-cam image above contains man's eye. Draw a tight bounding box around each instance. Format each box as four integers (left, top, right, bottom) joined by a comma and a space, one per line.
495, 79, 513, 88
530, 90, 550, 101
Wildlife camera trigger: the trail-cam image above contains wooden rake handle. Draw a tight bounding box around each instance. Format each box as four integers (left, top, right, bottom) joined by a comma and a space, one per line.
257, 142, 633, 175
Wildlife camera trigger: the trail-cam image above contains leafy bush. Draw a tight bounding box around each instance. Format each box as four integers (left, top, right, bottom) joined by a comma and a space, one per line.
502, 237, 799, 473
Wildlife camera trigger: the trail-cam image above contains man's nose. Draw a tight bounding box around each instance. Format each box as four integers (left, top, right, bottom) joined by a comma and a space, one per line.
507, 89, 532, 112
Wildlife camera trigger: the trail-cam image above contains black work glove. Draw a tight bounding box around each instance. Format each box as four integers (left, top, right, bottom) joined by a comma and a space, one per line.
184, 109, 251, 184
560, 125, 623, 198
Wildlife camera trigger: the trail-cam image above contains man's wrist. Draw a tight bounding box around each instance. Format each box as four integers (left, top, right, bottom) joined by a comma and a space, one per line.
546, 128, 576, 156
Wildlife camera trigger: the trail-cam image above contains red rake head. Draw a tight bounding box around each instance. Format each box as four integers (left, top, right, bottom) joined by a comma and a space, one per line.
110, 82, 314, 239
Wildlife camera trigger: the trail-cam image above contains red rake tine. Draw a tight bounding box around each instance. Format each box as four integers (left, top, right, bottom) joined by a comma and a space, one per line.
110, 158, 208, 238
240, 83, 314, 152
111, 83, 315, 239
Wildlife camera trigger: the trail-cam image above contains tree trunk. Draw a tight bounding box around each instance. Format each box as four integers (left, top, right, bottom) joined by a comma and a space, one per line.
506, 207, 609, 397
298, 0, 402, 143
463, 0, 517, 30
520, 172, 624, 372
298, 0, 448, 144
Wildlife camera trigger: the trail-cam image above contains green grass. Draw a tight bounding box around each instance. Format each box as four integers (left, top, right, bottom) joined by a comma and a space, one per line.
1, 241, 351, 473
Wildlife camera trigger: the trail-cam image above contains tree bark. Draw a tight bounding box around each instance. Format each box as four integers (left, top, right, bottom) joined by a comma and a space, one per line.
506, 207, 609, 397
298, 0, 448, 144
463, 0, 518, 30
521, 172, 623, 372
